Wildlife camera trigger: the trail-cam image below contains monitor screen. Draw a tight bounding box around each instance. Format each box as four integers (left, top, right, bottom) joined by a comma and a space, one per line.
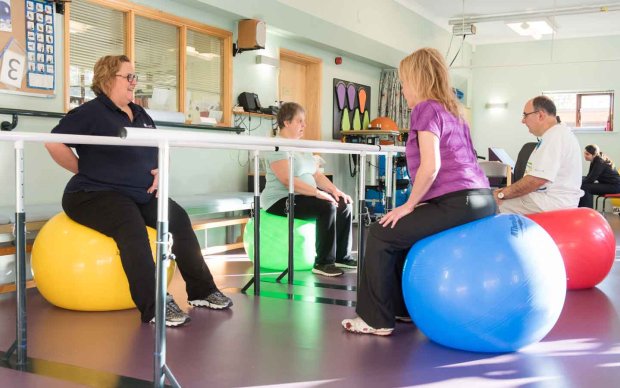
488, 147, 515, 169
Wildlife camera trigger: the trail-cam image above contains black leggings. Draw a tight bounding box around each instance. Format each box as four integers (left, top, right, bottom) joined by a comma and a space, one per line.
63, 191, 218, 322
356, 189, 496, 329
266, 195, 352, 265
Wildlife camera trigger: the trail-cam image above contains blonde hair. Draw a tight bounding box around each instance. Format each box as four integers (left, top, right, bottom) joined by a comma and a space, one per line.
91, 55, 131, 96
399, 47, 461, 118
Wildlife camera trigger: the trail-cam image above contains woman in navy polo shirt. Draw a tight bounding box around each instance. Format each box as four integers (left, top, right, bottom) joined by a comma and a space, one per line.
45, 55, 232, 327
342, 48, 496, 336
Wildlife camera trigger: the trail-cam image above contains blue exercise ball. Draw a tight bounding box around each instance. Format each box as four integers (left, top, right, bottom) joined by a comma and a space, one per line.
402, 214, 566, 353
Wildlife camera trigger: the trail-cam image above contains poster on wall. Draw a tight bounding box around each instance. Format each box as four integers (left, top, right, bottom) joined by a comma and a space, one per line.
0, 0, 12, 32
25, 0, 54, 89
332, 78, 371, 139
0, 0, 55, 96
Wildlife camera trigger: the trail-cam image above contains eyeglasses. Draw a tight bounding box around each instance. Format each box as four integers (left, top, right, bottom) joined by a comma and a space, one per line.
116, 73, 138, 83
522, 110, 539, 119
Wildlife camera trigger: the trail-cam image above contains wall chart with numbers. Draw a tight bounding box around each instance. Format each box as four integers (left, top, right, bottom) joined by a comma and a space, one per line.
0, 0, 55, 96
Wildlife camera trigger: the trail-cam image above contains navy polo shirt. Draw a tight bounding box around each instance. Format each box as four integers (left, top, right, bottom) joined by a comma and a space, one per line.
52, 94, 158, 204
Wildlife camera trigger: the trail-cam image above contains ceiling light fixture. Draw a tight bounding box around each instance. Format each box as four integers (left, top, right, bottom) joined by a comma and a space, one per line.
506, 20, 554, 40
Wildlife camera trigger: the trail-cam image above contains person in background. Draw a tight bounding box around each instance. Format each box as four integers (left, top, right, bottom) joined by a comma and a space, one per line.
342, 47, 495, 336
45, 55, 232, 328
579, 144, 620, 208
261, 102, 356, 277
494, 96, 582, 214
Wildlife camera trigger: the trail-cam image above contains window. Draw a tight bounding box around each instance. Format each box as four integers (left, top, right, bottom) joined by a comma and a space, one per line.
134, 16, 179, 111
186, 29, 224, 123
68, 1, 125, 108
66, 0, 232, 125
543, 91, 614, 132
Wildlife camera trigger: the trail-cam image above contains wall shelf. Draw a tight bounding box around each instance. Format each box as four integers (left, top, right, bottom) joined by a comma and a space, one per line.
233, 111, 275, 119
233, 111, 277, 133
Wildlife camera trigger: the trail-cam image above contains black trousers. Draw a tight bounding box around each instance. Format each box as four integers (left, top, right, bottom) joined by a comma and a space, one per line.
62, 191, 218, 322
356, 189, 496, 329
266, 195, 352, 265
579, 183, 620, 208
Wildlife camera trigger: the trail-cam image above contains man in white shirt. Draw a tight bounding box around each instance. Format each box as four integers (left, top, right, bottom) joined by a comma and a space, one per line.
494, 95, 583, 214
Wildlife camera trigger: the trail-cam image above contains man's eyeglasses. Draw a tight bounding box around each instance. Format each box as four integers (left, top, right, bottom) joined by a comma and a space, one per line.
116, 73, 138, 83
522, 110, 539, 119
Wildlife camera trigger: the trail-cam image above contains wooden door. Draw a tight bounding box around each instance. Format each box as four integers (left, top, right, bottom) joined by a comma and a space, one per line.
279, 48, 322, 140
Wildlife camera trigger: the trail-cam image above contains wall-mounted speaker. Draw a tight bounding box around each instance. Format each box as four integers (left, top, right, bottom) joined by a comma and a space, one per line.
237, 19, 266, 50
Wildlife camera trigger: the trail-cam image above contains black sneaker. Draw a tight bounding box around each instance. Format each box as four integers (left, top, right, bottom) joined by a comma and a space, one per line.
149, 295, 191, 327
312, 263, 344, 277
335, 258, 358, 269
188, 291, 233, 310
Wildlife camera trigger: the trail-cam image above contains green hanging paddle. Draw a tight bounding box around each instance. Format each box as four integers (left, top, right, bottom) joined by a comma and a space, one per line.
362, 110, 370, 130
352, 108, 361, 130
341, 109, 351, 131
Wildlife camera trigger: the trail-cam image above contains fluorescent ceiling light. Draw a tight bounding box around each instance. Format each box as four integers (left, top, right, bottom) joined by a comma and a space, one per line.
186, 46, 220, 61
506, 20, 554, 40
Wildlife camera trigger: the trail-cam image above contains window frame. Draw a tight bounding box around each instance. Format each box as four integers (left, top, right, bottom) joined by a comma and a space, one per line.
543, 90, 614, 132
64, 0, 233, 126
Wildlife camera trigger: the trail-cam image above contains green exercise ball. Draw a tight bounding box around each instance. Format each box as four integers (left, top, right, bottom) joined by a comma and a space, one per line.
243, 210, 316, 271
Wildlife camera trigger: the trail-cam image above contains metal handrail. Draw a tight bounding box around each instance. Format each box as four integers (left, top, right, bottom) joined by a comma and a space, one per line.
0, 107, 244, 134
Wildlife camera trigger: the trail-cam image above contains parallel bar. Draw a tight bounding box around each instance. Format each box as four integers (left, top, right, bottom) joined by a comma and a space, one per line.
357, 153, 367, 291
385, 152, 394, 212
153, 142, 180, 388
252, 150, 261, 295
14, 141, 27, 368
287, 152, 295, 285
120, 127, 404, 155
0, 130, 404, 155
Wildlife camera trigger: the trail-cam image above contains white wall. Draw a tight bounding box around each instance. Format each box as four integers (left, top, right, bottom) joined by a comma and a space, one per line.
470, 35, 620, 172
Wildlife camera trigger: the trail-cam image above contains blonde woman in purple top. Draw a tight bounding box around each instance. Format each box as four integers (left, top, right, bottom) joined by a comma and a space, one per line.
342, 47, 496, 336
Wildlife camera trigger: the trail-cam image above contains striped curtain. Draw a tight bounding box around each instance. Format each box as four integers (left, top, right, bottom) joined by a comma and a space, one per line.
378, 69, 410, 130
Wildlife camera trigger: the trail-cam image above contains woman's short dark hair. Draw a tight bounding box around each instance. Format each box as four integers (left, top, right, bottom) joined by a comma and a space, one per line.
91, 55, 131, 96
274, 102, 304, 135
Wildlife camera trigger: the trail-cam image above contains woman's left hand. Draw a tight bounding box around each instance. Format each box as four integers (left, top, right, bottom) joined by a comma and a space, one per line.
331, 189, 352, 204
148, 169, 159, 197
379, 203, 414, 229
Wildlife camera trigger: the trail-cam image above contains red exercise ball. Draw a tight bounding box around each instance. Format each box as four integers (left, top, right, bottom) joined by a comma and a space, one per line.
527, 208, 615, 290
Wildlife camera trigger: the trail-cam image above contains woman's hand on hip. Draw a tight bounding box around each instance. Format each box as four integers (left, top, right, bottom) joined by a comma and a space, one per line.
379, 203, 414, 229
148, 169, 159, 197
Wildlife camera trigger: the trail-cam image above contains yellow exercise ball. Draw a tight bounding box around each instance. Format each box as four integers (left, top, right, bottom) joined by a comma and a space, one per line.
31, 212, 176, 311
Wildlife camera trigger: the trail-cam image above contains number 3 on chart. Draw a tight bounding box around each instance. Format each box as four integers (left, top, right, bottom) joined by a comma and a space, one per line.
1, 49, 25, 88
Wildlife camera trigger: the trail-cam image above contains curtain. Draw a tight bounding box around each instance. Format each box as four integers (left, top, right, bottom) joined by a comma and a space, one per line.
378, 69, 410, 130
